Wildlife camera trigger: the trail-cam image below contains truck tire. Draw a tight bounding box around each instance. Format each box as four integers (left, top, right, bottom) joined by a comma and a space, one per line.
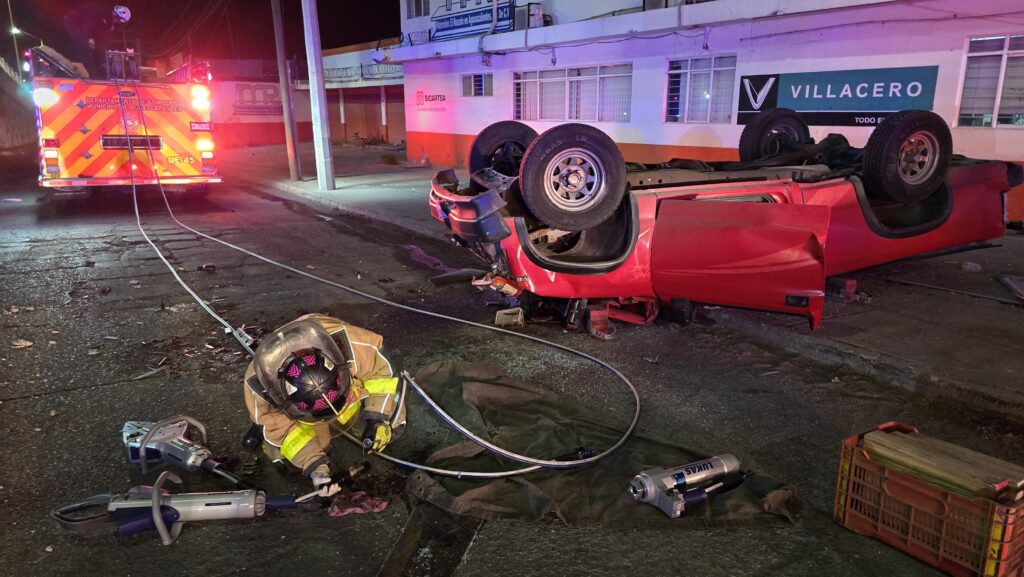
862, 110, 951, 205
518, 123, 626, 231
468, 121, 538, 176
738, 108, 812, 162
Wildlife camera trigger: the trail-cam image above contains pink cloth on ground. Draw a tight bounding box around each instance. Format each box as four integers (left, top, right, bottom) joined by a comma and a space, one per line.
328, 491, 388, 517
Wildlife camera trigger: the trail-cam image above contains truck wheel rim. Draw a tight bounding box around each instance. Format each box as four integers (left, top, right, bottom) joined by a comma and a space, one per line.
490, 140, 526, 176
544, 148, 604, 212
897, 131, 939, 185
764, 125, 799, 155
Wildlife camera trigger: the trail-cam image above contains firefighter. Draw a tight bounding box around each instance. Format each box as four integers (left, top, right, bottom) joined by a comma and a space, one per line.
63, 4, 131, 78
243, 314, 406, 494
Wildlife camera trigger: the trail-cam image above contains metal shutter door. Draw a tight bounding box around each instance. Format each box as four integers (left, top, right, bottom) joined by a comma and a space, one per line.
385, 86, 406, 144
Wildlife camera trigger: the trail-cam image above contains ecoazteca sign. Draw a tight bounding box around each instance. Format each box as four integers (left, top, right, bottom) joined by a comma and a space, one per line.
431, 0, 513, 42
738, 66, 938, 126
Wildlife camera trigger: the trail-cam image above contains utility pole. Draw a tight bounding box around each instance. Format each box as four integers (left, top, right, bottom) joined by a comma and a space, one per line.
271, 0, 300, 181
300, 0, 335, 190
6, 0, 21, 81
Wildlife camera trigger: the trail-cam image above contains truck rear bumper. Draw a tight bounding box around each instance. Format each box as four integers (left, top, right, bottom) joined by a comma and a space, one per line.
40, 176, 222, 187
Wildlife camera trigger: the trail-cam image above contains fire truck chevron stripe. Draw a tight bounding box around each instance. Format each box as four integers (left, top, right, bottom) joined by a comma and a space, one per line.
40, 83, 92, 126
76, 148, 122, 177
63, 110, 120, 166
64, 112, 123, 175
49, 85, 118, 141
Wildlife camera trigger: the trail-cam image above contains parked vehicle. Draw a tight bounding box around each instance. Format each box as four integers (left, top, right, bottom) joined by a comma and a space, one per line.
429, 110, 1019, 331
28, 46, 219, 201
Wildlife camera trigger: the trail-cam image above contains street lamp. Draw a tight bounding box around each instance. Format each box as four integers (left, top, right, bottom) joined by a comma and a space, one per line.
11, 26, 44, 44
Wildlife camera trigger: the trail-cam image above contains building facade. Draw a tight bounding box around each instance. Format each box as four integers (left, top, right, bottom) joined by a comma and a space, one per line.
388, 0, 1024, 214
209, 41, 407, 149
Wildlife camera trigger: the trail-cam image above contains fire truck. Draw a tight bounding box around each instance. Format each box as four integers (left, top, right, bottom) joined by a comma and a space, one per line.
27, 46, 220, 200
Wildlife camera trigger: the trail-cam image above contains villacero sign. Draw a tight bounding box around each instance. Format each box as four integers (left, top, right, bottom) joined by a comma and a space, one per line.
737, 66, 938, 126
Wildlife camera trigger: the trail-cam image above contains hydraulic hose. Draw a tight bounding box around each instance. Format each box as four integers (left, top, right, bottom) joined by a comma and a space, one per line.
117, 80, 640, 478
111, 79, 255, 357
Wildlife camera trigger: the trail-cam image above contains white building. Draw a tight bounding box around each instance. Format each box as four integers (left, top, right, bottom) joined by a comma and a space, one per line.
387, 0, 1024, 216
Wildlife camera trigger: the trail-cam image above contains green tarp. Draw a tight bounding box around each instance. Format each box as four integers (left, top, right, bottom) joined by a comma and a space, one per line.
404, 361, 796, 528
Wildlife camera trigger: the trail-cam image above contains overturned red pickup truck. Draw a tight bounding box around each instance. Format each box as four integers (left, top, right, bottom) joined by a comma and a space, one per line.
429, 110, 1020, 332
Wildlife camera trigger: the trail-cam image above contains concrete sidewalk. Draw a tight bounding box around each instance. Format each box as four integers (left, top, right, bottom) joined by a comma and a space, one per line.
220, 143, 459, 239
220, 143, 1024, 421
712, 235, 1024, 421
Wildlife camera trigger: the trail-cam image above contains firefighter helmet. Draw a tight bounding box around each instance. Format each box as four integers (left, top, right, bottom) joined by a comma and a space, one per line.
252, 317, 352, 421
112, 5, 131, 24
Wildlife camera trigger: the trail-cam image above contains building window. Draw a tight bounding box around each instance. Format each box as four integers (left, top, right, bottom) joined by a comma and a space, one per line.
407, 0, 429, 18
462, 74, 493, 97
665, 55, 736, 123
513, 63, 632, 122
958, 34, 1024, 127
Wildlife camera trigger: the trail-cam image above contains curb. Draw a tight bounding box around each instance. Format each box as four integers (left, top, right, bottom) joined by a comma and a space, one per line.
226, 171, 445, 241
709, 308, 1024, 425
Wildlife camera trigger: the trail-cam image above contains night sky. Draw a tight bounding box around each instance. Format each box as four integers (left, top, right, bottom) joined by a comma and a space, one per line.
4, 0, 400, 67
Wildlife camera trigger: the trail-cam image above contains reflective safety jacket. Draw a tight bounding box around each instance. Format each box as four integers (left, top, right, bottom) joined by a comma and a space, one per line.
242, 315, 405, 474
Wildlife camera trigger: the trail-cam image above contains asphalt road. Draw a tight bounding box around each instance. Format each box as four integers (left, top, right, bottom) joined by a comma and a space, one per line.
1, 156, 1021, 577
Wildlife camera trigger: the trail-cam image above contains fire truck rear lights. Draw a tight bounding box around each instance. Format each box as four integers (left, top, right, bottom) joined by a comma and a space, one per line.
201, 151, 214, 159
190, 122, 212, 131
41, 138, 59, 148
43, 150, 59, 159
196, 139, 214, 152
190, 85, 211, 110
32, 87, 59, 107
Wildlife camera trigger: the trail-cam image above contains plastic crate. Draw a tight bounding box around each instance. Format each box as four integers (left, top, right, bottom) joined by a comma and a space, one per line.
834, 422, 1024, 577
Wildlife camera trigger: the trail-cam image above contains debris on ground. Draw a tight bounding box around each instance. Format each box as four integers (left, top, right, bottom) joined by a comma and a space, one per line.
328, 491, 388, 517
825, 277, 871, 304
128, 279, 140, 286
998, 275, 1024, 302
100, 286, 111, 295
84, 259, 95, 267
87, 349, 101, 356
197, 263, 216, 273
761, 486, 800, 522
4, 306, 18, 314
404, 245, 455, 273
961, 261, 982, 272
11, 339, 33, 349
494, 307, 525, 328
642, 356, 660, 364
885, 278, 1023, 307
132, 365, 168, 381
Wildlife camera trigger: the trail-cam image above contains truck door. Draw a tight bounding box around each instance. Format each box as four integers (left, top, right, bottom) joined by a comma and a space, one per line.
650, 199, 830, 329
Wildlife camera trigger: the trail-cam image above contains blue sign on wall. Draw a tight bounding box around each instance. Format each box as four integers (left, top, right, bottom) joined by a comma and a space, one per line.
431, 0, 514, 42
738, 66, 939, 126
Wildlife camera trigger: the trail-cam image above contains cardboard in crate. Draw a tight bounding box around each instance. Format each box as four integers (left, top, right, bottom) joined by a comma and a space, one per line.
834, 422, 1024, 577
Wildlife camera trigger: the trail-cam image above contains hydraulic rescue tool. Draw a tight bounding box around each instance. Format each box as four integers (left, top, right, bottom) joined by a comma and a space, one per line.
52, 471, 301, 545
629, 454, 747, 518
54, 416, 372, 544
123, 415, 246, 486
